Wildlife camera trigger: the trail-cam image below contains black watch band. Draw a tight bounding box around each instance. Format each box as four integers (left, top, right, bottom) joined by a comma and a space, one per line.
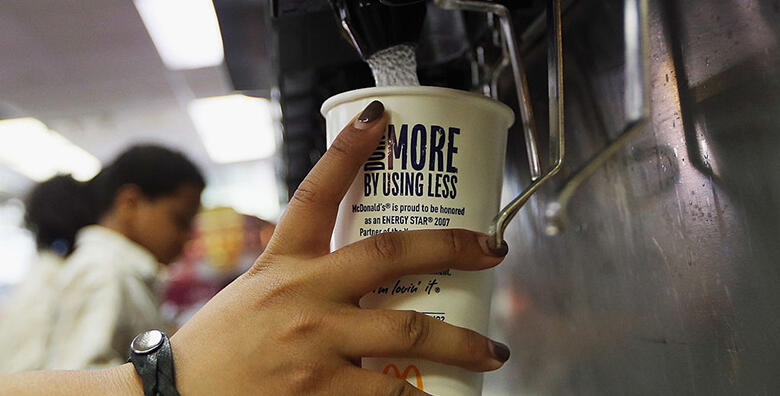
128, 330, 181, 396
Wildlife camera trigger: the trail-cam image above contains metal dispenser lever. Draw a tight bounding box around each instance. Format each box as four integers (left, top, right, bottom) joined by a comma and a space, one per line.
435, 0, 565, 250
434, 0, 543, 181
544, 0, 650, 236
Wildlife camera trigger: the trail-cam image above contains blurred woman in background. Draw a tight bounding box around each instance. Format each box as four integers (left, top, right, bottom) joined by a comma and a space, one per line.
0, 175, 93, 373
0, 145, 204, 373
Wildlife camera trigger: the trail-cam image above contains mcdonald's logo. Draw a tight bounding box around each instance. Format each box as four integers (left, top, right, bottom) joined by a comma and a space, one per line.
383, 364, 423, 390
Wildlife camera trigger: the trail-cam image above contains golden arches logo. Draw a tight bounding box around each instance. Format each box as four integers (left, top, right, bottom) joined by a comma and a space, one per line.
383, 364, 423, 390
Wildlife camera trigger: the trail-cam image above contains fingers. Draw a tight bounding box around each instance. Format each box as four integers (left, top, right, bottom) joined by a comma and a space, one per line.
270, 100, 388, 256
332, 309, 509, 373
332, 366, 431, 396
321, 229, 506, 300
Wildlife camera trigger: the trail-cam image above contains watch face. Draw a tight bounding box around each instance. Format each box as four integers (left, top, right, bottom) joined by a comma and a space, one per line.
131, 330, 164, 354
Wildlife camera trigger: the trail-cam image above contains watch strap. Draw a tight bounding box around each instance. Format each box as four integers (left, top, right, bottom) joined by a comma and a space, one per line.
129, 330, 180, 396
133, 344, 159, 395
155, 336, 180, 396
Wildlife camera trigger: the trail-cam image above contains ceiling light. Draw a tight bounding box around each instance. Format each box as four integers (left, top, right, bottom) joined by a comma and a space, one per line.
188, 95, 277, 164
0, 118, 101, 182
133, 0, 224, 70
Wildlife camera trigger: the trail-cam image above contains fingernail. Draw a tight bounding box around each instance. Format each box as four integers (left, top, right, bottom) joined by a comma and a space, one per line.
477, 234, 508, 257
490, 340, 511, 363
354, 100, 384, 129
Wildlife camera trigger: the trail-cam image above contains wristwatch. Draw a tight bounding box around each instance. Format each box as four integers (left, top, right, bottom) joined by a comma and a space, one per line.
128, 330, 181, 396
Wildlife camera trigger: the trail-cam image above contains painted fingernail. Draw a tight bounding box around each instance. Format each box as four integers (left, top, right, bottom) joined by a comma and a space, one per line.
354, 100, 384, 129
478, 234, 509, 257
490, 341, 511, 363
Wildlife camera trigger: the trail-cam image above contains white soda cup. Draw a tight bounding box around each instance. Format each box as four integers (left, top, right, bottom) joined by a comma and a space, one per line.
321, 86, 514, 396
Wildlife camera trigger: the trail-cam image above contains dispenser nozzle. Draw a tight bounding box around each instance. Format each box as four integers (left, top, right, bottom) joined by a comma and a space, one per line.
330, 0, 427, 60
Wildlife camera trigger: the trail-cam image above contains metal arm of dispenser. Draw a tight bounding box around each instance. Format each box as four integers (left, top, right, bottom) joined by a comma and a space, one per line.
544, 0, 650, 236
434, 0, 542, 181
488, 0, 565, 249
435, 0, 565, 250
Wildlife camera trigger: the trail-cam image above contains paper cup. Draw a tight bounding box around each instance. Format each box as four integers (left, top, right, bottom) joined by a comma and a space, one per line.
321, 86, 514, 396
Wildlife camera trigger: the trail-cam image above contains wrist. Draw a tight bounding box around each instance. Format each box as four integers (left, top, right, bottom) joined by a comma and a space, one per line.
110, 363, 144, 396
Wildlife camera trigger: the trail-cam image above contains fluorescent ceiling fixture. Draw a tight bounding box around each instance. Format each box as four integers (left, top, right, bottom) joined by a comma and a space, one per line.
133, 0, 224, 70
188, 94, 277, 163
0, 118, 101, 182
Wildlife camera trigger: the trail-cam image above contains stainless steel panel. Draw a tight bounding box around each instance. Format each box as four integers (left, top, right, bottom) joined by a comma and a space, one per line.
486, 0, 780, 394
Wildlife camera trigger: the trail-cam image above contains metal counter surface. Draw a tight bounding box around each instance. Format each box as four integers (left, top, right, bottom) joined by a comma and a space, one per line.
485, 0, 780, 394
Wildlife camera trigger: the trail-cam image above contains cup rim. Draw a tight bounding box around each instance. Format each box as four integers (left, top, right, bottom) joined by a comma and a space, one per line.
320, 86, 515, 127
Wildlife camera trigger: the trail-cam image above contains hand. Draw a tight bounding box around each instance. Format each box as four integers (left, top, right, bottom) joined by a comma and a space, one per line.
169, 101, 509, 395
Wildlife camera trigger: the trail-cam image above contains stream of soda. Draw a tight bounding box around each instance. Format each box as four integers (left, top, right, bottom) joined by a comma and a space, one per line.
366, 44, 421, 87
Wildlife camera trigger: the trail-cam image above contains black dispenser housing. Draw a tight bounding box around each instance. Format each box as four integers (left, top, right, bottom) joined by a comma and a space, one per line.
329, 0, 427, 59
